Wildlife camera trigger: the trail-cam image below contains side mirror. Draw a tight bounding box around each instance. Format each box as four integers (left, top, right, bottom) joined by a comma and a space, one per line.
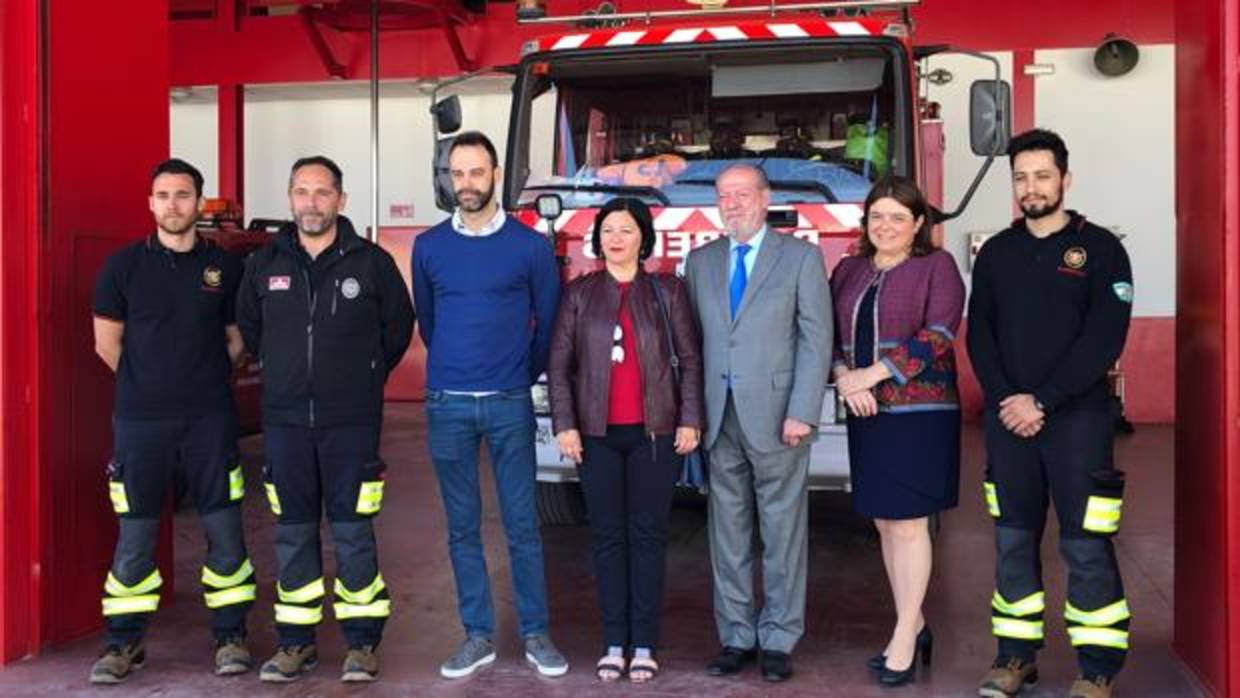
969, 79, 1011, 157
434, 136, 456, 212
432, 95, 462, 135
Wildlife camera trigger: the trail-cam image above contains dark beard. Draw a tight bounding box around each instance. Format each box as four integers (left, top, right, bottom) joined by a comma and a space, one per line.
1021, 189, 1063, 220
455, 183, 494, 213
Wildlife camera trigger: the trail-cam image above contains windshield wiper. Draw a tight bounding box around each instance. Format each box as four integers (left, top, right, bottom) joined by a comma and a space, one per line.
523, 183, 670, 206
675, 178, 838, 204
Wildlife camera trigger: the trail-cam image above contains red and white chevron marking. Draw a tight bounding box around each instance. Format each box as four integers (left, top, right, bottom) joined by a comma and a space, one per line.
536, 17, 881, 52
516, 203, 863, 235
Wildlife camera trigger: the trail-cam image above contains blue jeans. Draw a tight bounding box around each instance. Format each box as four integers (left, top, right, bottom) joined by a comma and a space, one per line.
425, 388, 549, 639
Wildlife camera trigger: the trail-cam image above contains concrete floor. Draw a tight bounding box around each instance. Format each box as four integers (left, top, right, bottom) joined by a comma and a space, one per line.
0, 405, 1203, 697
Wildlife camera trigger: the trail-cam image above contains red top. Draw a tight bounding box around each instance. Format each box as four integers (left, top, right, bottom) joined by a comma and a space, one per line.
607, 283, 644, 425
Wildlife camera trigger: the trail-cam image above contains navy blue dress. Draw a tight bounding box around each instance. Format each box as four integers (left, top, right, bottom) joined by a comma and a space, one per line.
846, 284, 961, 520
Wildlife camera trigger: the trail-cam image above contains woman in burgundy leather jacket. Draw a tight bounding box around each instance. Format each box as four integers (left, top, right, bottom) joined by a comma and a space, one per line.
547, 197, 703, 684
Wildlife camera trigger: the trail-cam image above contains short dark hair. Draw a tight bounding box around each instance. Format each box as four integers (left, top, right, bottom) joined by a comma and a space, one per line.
1007, 128, 1069, 175
592, 197, 657, 261
448, 130, 499, 169
289, 155, 344, 192
152, 158, 204, 198
857, 175, 936, 258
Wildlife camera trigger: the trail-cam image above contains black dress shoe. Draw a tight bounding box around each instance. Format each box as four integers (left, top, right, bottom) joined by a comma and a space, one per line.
706, 646, 756, 676
761, 650, 793, 682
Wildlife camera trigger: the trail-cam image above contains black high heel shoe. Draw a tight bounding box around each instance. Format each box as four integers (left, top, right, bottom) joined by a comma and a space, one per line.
867, 626, 932, 672
877, 626, 933, 686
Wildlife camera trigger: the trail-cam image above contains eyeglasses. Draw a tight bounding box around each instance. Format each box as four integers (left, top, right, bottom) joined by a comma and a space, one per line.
611, 324, 625, 364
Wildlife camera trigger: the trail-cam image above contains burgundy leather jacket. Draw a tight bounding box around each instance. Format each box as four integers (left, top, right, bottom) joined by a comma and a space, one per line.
548, 269, 704, 438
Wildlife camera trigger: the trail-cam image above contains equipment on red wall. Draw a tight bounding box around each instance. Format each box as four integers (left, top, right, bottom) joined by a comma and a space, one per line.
1094, 33, 1140, 77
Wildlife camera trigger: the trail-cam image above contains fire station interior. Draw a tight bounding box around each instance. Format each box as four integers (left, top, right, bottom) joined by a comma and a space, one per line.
0, 0, 1237, 696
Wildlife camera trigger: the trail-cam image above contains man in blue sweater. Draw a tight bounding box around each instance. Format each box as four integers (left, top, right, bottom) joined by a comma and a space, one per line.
411, 131, 566, 679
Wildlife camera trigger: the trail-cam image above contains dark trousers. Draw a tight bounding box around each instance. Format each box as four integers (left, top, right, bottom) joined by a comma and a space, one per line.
264, 422, 390, 649
105, 411, 252, 646
579, 424, 679, 650
984, 409, 1128, 679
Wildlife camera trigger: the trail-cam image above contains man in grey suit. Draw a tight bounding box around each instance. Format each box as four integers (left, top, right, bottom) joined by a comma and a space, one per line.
684, 163, 832, 682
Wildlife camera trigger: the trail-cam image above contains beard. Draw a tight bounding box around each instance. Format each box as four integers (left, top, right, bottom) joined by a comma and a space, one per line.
295, 209, 338, 237
1020, 186, 1064, 220
156, 212, 196, 236
454, 182, 495, 213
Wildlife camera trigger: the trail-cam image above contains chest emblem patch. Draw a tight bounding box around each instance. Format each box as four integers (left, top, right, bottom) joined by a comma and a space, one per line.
1063, 247, 1087, 269
203, 266, 223, 288
268, 276, 292, 291
341, 277, 361, 299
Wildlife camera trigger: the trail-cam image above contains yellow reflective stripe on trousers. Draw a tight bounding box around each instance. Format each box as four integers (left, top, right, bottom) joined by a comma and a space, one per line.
334, 599, 392, 619
1083, 496, 1123, 533
1068, 626, 1129, 649
334, 574, 386, 604
278, 578, 326, 604
201, 558, 255, 589
983, 481, 1000, 517
264, 483, 282, 516
102, 594, 160, 615
204, 584, 257, 608
109, 482, 130, 514
105, 569, 163, 597
1065, 599, 1131, 627
992, 617, 1044, 640
229, 466, 245, 501
274, 603, 323, 625
992, 590, 1045, 617
356, 481, 384, 515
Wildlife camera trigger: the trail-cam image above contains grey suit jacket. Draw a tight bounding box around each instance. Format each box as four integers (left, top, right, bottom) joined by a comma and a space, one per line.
684, 231, 833, 453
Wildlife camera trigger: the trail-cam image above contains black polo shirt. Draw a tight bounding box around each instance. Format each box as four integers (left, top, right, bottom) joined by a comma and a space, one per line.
93, 234, 243, 419
966, 211, 1133, 413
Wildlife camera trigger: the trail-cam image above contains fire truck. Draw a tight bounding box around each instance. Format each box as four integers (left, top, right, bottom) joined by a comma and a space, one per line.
429, 0, 1009, 524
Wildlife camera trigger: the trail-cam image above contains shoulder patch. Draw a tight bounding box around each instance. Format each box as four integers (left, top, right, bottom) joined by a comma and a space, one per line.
1112, 282, 1134, 304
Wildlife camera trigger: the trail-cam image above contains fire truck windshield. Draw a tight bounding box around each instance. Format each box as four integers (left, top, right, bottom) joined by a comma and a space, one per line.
510, 43, 903, 210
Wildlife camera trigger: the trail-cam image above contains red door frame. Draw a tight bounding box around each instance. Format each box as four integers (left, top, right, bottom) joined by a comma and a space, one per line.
1173, 1, 1240, 696
0, 0, 45, 662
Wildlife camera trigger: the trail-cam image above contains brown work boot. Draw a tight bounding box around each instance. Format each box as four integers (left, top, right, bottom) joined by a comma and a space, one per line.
259, 644, 319, 682
89, 643, 146, 684
341, 645, 379, 682
978, 656, 1039, 697
214, 636, 253, 675
1069, 675, 1115, 698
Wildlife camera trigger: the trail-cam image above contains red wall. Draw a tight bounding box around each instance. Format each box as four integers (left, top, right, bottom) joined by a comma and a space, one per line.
1173, 1, 1240, 695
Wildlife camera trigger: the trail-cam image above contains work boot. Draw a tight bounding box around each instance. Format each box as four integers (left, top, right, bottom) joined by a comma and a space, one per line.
259, 645, 319, 682
341, 645, 379, 682
978, 656, 1039, 697
214, 636, 253, 675
89, 643, 146, 684
1069, 675, 1115, 698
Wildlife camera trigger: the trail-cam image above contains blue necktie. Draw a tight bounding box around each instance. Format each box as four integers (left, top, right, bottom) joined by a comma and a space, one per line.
730, 244, 751, 319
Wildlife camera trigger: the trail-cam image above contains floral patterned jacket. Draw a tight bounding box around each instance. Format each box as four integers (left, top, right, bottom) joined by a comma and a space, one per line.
830, 249, 966, 413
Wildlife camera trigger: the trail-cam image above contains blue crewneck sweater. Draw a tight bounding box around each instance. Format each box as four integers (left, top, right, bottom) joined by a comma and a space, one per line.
411, 215, 561, 391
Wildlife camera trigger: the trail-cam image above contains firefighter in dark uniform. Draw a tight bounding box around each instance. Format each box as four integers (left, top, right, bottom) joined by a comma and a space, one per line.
236, 156, 414, 683
968, 129, 1133, 698
90, 159, 255, 683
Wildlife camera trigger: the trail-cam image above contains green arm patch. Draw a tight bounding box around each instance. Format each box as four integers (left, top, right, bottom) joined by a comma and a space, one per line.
1112, 282, 1134, 303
